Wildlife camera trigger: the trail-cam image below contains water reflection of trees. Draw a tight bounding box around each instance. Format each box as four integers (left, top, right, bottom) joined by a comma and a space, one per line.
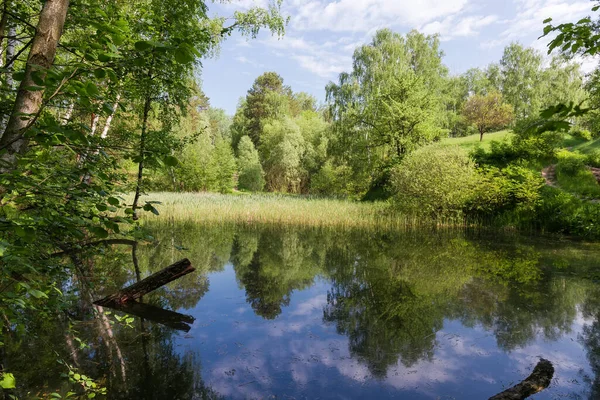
6, 222, 600, 398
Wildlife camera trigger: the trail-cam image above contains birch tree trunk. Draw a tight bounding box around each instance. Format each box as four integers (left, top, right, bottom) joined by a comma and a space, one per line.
0, 0, 70, 168
0, 21, 15, 133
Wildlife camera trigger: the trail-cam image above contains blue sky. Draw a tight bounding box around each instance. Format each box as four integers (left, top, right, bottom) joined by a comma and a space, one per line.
200, 0, 598, 115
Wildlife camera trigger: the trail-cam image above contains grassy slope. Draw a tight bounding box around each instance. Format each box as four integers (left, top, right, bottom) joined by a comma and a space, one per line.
572, 137, 600, 154
438, 130, 513, 152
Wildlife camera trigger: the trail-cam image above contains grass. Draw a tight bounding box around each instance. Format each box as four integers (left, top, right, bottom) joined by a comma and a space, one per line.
137, 192, 471, 230
438, 130, 513, 152
555, 150, 600, 199
571, 136, 600, 154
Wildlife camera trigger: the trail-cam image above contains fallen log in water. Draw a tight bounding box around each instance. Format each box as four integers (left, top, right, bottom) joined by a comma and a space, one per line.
102, 301, 195, 332
94, 258, 194, 306
489, 359, 554, 400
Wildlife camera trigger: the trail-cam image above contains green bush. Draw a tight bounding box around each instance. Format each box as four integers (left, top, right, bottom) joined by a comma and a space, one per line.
390, 146, 478, 218
468, 164, 544, 216
534, 187, 600, 238
586, 150, 600, 168
570, 127, 593, 141
555, 150, 600, 198
556, 150, 587, 175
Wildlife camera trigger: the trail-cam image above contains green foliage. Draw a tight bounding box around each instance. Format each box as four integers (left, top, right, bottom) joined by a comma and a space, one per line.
237, 136, 265, 192
391, 146, 478, 218
327, 29, 448, 195
462, 91, 514, 140
261, 117, 306, 192
555, 150, 600, 198
210, 140, 237, 193
570, 127, 593, 141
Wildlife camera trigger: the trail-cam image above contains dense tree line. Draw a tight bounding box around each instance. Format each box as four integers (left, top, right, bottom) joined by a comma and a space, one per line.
155, 31, 590, 199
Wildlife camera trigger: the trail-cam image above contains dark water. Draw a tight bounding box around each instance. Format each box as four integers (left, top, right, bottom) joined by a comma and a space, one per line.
6, 223, 600, 399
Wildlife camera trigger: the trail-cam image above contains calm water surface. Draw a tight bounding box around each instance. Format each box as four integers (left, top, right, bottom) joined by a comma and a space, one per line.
7, 223, 600, 399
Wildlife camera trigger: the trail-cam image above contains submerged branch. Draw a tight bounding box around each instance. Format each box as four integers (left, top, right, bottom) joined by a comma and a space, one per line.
489, 359, 554, 400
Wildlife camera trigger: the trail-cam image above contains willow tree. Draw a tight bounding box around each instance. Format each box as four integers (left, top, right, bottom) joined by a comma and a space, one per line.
326, 29, 448, 195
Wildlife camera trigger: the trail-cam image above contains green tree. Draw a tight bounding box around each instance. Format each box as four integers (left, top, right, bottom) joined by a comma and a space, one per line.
209, 139, 237, 193
463, 91, 514, 141
242, 72, 292, 147
237, 135, 265, 191
261, 117, 306, 192
499, 43, 544, 120
326, 29, 448, 196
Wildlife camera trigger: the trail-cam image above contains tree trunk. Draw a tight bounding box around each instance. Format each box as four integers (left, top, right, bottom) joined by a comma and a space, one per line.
480, 130, 484, 142
131, 96, 151, 220
94, 258, 194, 306
0, 20, 15, 133
0, 0, 70, 167
489, 359, 554, 400
0, 1, 8, 59
100, 93, 120, 139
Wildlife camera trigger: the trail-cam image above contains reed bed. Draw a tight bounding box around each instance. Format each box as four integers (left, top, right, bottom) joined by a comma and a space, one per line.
137, 192, 474, 230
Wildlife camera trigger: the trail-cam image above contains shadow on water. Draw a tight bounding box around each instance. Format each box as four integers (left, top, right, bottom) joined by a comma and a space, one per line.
4, 222, 600, 399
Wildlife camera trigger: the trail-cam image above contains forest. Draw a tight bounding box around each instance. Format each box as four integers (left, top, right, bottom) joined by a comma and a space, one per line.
2, 0, 600, 398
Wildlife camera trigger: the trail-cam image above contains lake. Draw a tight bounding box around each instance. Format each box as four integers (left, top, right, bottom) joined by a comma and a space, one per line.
6, 222, 600, 399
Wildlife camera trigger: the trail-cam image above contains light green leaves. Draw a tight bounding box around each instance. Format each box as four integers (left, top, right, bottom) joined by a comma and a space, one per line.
0, 373, 16, 389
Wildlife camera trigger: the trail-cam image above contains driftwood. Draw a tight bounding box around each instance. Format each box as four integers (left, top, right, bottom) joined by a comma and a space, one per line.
94, 258, 194, 306
489, 359, 555, 400
102, 301, 195, 332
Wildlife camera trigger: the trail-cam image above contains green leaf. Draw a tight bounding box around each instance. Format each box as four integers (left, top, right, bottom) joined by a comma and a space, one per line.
28, 289, 48, 299
31, 71, 45, 86
88, 393, 96, 399
96, 204, 108, 212
86, 82, 99, 97
93, 69, 107, 79
73, 374, 81, 381
13, 71, 25, 81
0, 373, 16, 389
143, 203, 160, 215
175, 47, 195, 64
164, 155, 179, 167
135, 41, 153, 51
543, 18, 552, 24
107, 197, 120, 206
90, 227, 109, 239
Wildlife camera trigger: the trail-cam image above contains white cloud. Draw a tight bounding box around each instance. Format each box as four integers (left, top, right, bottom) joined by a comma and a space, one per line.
488, 0, 592, 48
235, 55, 264, 68
291, 294, 328, 316
289, 0, 469, 32
262, 34, 353, 78
422, 14, 499, 40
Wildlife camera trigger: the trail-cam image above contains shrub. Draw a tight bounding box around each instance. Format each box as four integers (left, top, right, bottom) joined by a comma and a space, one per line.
310, 162, 355, 197
555, 150, 600, 198
570, 127, 593, 141
556, 150, 587, 175
586, 150, 600, 168
390, 146, 478, 218
468, 164, 544, 216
